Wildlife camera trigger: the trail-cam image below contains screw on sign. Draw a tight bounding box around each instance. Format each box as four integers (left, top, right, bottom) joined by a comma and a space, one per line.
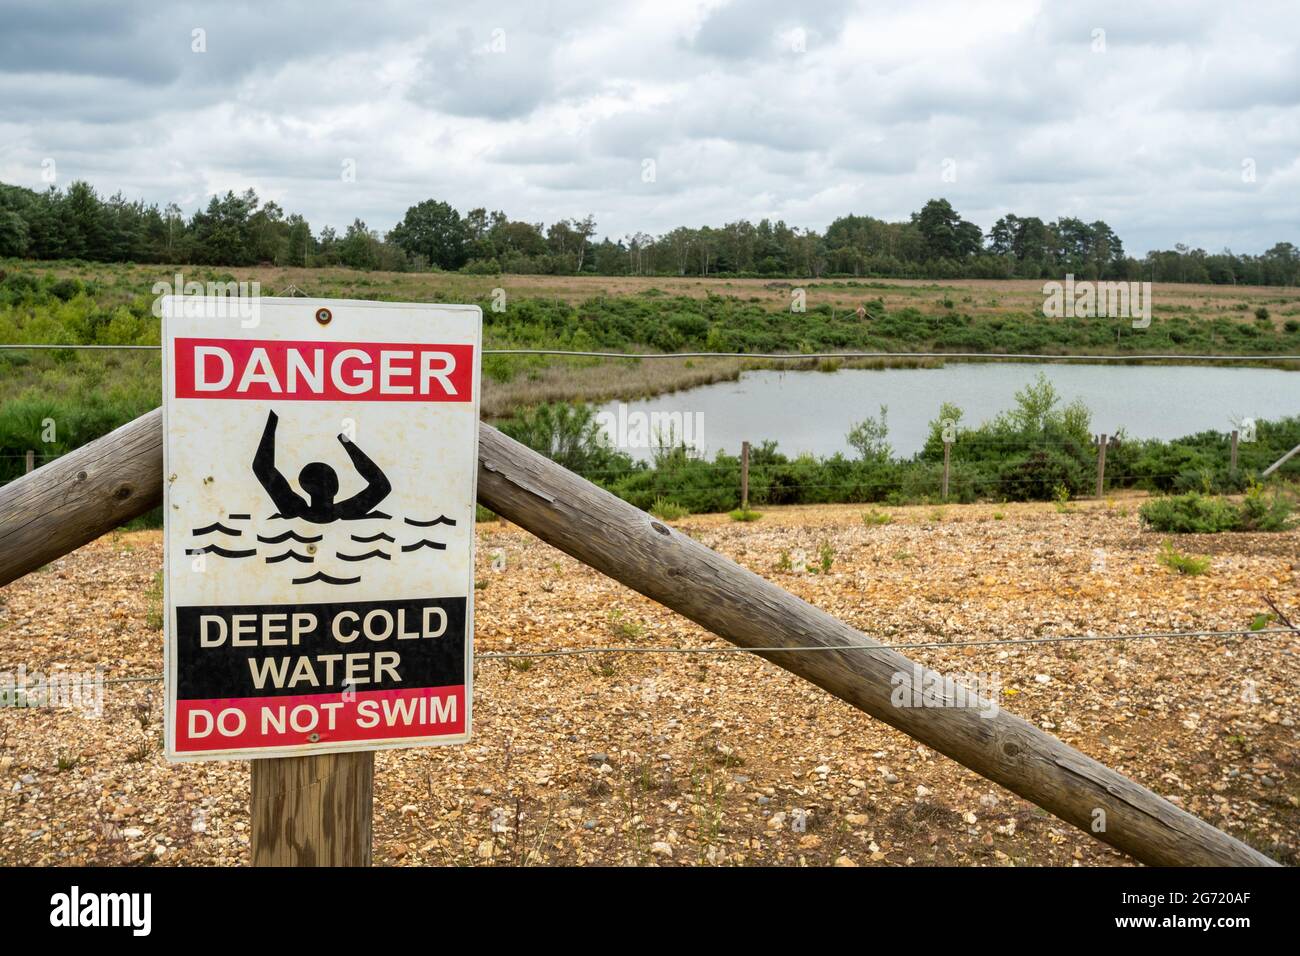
160, 298, 481, 762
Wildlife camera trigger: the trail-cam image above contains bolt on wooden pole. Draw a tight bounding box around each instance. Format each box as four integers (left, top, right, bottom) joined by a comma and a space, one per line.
1230, 429, 1239, 474
1095, 434, 1108, 498
0, 409, 1279, 867
740, 440, 750, 512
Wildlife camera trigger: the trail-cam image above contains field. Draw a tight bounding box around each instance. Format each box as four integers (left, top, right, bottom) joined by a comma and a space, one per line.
4, 260, 1300, 496
4, 261, 1300, 423
1, 498, 1296, 866
17, 259, 1300, 318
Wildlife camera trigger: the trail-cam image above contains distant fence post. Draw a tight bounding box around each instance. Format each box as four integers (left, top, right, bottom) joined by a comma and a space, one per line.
740, 440, 750, 512
1230, 429, 1239, 474
1094, 434, 1108, 498
941, 441, 951, 500
25, 451, 34, 474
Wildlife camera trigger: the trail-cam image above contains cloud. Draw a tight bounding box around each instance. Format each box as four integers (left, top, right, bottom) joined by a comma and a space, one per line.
0, 0, 1297, 254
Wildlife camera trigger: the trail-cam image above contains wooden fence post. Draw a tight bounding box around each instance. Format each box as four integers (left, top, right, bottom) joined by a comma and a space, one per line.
251, 752, 373, 866
1230, 430, 1239, 474
25, 450, 34, 474
1094, 434, 1108, 498
740, 440, 750, 512
941, 441, 951, 500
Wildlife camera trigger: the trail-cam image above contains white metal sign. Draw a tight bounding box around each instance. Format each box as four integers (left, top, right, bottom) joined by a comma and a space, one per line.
161, 297, 481, 761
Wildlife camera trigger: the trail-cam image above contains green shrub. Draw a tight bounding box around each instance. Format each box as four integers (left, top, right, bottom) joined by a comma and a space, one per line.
1157, 541, 1211, 575
1139, 493, 1238, 533
1235, 484, 1295, 531
816, 540, 834, 573
650, 497, 690, 520
1139, 488, 1294, 533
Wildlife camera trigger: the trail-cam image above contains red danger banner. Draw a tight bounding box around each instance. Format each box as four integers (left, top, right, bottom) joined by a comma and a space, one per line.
172, 338, 475, 402
174, 685, 465, 752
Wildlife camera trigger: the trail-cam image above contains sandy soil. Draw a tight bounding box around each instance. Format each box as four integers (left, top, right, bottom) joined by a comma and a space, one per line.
0, 498, 1296, 866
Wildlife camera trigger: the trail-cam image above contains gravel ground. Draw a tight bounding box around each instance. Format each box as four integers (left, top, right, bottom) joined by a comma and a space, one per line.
1, 497, 1296, 866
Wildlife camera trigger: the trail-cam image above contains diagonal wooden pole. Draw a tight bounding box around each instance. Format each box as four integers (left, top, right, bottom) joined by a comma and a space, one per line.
0, 409, 1279, 866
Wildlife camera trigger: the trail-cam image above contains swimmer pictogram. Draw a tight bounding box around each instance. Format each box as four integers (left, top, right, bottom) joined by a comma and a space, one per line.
253, 409, 391, 522
181, 408, 460, 585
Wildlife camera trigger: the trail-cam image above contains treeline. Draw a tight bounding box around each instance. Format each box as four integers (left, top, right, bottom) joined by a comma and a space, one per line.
2, 179, 1298, 286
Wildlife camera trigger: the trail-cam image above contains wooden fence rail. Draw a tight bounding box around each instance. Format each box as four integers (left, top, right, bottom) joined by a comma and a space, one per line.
0, 409, 1279, 867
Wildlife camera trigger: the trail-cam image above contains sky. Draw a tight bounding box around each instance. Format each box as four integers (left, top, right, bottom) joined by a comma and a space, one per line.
1, 0, 1297, 255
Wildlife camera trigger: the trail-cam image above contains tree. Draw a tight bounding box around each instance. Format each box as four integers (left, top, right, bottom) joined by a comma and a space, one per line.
663, 226, 694, 275
283, 214, 311, 267
247, 200, 288, 263
911, 199, 976, 262
389, 199, 467, 269
0, 209, 29, 257
1262, 242, 1300, 286
491, 219, 546, 259
338, 219, 379, 270
186, 189, 259, 265
573, 214, 596, 272
847, 405, 891, 462
987, 214, 1018, 256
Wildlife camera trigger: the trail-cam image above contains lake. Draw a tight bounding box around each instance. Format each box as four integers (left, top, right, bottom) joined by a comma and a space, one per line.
596, 363, 1300, 460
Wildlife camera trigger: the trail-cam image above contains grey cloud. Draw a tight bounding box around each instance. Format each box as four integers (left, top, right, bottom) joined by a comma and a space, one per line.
689, 0, 854, 60
0, 0, 1297, 253
410, 26, 556, 120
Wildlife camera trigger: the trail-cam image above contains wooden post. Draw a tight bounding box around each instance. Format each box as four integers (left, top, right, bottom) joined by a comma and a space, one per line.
740, 440, 750, 512
941, 441, 951, 500
0, 409, 162, 585
251, 752, 373, 866
1230, 430, 1239, 474
0, 409, 1278, 867
1095, 434, 1108, 498
25, 450, 34, 474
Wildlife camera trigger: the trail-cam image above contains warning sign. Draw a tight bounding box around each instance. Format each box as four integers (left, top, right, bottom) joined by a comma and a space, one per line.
160, 298, 481, 761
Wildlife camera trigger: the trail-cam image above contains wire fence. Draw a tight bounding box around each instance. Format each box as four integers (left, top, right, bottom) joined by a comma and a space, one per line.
2, 626, 1294, 694
1, 334, 1296, 753
3, 343, 1300, 362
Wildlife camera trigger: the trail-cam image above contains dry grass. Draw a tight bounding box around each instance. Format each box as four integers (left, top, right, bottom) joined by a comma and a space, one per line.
34, 260, 1300, 328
